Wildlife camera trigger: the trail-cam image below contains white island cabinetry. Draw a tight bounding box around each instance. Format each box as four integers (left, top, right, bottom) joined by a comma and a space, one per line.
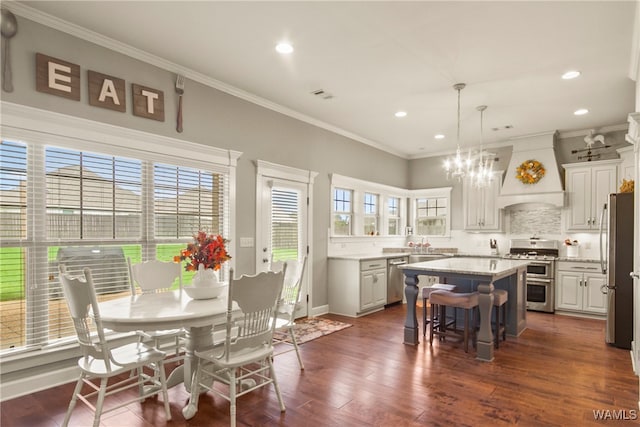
328, 258, 387, 317
556, 261, 607, 316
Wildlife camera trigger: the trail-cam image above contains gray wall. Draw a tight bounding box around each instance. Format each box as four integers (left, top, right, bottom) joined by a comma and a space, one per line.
555, 129, 630, 165
408, 146, 513, 230
3, 15, 409, 309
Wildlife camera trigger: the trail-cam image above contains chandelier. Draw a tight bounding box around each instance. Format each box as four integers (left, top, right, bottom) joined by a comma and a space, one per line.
468, 105, 495, 188
443, 83, 495, 188
443, 83, 471, 181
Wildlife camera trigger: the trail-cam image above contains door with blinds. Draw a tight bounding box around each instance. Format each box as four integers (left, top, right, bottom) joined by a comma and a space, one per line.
258, 178, 308, 318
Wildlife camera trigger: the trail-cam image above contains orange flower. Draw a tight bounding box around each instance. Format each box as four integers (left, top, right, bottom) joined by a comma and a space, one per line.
176, 231, 231, 272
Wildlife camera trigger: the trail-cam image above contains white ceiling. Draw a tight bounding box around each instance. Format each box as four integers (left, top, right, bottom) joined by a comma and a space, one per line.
13, 1, 638, 158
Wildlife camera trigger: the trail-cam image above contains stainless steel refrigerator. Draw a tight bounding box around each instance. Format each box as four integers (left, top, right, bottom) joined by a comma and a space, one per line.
601, 193, 634, 349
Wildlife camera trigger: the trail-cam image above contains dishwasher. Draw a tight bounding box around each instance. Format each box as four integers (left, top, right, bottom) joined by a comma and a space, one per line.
386, 256, 408, 306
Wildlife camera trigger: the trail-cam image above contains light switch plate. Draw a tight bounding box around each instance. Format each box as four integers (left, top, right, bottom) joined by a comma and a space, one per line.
239, 237, 254, 248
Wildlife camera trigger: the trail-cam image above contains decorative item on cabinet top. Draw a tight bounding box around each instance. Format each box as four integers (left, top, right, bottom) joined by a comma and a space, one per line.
620, 179, 634, 193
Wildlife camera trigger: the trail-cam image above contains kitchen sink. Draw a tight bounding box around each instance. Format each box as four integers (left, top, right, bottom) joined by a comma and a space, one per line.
408, 254, 451, 263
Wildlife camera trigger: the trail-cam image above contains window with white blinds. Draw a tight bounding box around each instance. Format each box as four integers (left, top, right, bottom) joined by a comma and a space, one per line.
270, 187, 300, 261
0, 137, 232, 354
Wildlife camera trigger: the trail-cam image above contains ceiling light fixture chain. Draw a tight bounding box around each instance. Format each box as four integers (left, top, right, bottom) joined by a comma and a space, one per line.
443, 83, 471, 181
470, 104, 495, 188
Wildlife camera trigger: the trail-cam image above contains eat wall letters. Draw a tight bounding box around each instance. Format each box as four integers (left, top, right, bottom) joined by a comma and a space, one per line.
88, 70, 126, 112
36, 53, 80, 101
132, 83, 164, 122
35, 52, 164, 122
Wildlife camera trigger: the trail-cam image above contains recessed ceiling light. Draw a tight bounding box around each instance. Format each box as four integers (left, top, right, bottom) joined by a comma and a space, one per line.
574, 108, 589, 116
562, 70, 581, 80
395, 111, 407, 118
434, 134, 445, 140
275, 43, 293, 54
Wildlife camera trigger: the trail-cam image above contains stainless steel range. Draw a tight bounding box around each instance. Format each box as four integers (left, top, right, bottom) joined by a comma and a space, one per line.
504, 239, 559, 313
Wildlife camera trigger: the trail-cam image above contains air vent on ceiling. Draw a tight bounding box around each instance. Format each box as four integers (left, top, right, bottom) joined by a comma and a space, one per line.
310, 89, 334, 100
491, 125, 513, 131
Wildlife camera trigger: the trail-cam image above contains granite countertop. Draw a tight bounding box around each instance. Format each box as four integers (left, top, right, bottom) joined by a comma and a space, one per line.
453, 253, 502, 259
399, 257, 530, 277
328, 251, 501, 261
328, 252, 409, 261
556, 257, 601, 263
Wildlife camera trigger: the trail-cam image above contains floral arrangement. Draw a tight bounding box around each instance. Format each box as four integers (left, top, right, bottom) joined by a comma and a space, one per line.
564, 238, 579, 246
516, 159, 546, 184
620, 179, 634, 193
174, 231, 231, 271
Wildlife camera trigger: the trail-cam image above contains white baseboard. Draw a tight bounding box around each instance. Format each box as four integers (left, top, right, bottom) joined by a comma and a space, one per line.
0, 365, 79, 402
310, 304, 329, 317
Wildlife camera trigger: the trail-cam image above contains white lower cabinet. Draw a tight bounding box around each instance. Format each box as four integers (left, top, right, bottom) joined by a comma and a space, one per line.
556, 261, 607, 315
329, 258, 387, 317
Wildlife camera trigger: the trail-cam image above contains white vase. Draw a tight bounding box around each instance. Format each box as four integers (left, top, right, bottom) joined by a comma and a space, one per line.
192, 264, 219, 287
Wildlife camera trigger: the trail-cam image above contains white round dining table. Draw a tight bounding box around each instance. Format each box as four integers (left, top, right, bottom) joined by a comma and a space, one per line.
98, 289, 233, 390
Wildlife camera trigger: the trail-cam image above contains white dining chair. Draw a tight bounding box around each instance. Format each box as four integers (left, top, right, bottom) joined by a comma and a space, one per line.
127, 258, 185, 363
58, 265, 171, 427
271, 255, 307, 370
182, 267, 286, 426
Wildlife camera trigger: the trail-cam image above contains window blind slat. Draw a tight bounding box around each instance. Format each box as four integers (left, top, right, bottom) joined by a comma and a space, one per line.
0, 139, 231, 353
271, 188, 299, 261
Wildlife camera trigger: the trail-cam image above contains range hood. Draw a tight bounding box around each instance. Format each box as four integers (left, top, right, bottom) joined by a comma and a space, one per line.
497, 132, 564, 208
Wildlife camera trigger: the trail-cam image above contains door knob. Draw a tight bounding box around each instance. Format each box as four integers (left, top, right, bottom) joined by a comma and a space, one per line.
631, 271, 640, 280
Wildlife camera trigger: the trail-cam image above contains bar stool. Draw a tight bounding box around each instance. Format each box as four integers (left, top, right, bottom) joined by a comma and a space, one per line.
429, 290, 479, 353
493, 289, 508, 348
422, 284, 457, 337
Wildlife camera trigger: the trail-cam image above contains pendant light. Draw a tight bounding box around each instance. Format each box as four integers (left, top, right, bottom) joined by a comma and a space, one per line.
443, 83, 472, 181
469, 105, 495, 188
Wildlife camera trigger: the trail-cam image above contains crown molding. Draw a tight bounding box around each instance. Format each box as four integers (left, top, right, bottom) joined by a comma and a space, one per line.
5, 2, 407, 159
557, 123, 630, 139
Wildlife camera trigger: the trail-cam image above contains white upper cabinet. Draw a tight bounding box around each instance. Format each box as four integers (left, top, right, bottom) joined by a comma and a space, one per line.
617, 146, 634, 186
563, 160, 620, 232
463, 171, 503, 232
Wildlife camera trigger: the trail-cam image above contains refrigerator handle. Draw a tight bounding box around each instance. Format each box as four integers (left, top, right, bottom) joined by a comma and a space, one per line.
599, 202, 607, 275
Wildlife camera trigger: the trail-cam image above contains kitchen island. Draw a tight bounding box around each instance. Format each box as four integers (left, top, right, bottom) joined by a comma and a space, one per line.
399, 257, 529, 362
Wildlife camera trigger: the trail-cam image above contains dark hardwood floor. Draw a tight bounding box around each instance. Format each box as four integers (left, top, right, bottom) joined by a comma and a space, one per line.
2, 305, 638, 426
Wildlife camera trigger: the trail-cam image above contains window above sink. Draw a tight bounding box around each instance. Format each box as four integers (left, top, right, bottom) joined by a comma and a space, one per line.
330, 173, 409, 238
410, 187, 452, 238
329, 174, 452, 240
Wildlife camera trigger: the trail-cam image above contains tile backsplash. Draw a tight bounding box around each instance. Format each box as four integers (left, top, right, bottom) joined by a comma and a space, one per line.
509, 205, 561, 235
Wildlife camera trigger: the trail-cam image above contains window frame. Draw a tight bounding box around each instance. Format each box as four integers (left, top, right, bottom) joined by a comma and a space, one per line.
410, 187, 453, 237
387, 196, 401, 236
363, 192, 379, 235
0, 102, 241, 358
332, 187, 353, 236
330, 174, 408, 238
